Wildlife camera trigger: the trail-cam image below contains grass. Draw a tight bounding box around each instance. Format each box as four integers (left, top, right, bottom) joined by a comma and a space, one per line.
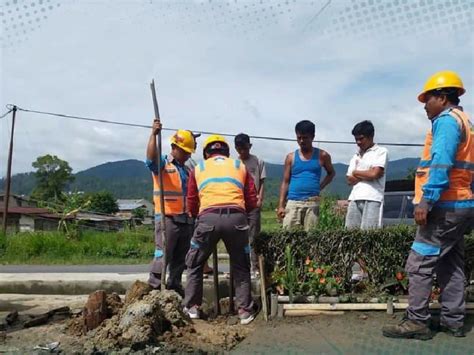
0, 209, 290, 265
0, 228, 154, 265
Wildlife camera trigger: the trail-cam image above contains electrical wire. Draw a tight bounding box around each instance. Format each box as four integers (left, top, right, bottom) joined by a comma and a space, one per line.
0, 108, 13, 119
12, 105, 424, 147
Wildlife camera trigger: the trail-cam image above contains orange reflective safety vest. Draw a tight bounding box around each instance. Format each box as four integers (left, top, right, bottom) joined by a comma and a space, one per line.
194, 156, 246, 213
152, 160, 186, 217
414, 108, 473, 204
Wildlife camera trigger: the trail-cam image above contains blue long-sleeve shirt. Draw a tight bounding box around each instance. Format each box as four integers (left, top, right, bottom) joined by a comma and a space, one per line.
422, 107, 474, 209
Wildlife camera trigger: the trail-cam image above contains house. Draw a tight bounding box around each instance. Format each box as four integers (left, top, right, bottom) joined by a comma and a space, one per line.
0, 193, 127, 233
0, 193, 36, 208
116, 199, 154, 224
0, 205, 64, 233
75, 212, 128, 232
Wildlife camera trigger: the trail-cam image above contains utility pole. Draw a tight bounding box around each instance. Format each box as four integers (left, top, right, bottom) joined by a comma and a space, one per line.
2, 106, 17, 236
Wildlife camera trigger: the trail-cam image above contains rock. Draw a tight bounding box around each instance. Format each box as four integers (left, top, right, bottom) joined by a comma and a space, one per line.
83, 290, 108, 331
5, 310, 18, 325
106, 293, 123, 317
226, 317, 239, 326
124, 281, 151, 306
23, 314, 50, 328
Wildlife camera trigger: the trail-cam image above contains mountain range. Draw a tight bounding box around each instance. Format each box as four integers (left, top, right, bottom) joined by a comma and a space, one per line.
2, 158, 419, 201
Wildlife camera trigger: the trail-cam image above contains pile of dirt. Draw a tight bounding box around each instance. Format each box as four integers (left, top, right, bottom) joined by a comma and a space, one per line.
62, 280, 253, 353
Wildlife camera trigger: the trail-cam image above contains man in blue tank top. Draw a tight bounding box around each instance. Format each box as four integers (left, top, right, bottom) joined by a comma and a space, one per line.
277, 120, 336, 230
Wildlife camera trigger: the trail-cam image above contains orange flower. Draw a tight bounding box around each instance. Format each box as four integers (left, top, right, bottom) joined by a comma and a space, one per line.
320, 278, 326, 284
315, 268, 323, 275
396, 272, 404, 281
305, 257, 311, 265
308, 267, 314, 273
335, 277, 342, 284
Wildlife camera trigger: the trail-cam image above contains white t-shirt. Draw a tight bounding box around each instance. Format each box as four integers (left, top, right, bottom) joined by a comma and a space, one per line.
347, 144, 388, 202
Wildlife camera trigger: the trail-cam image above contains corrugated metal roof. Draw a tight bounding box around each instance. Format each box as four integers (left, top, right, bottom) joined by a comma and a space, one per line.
117, 199, 152, 211
0, 206, 50, 214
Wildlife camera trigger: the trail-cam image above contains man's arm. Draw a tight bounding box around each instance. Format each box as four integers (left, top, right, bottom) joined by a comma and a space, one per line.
347, 175, 361, 186
346, 155, 360, 186
146, 120, 165, 173
186, 170, 200, 217
258, 179, 265, 208
320, 150, 335, 191
257, 159, 266, 208
277, 153, 293, 220
352, 167, 385, 181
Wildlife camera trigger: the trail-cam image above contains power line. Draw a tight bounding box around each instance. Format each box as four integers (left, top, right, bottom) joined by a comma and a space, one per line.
12, 104, 424, 147
302, 0, 332, 33
0, 108, 13, 119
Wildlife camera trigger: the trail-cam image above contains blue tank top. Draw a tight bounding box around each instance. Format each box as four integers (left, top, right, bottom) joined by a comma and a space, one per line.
287, 148, 321, 201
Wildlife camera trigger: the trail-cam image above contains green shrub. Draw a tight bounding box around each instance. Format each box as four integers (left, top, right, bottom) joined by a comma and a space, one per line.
255, 226, 474, 295
317, 196, 345, 230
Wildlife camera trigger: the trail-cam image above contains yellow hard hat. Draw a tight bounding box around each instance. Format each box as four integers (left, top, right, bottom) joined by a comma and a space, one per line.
418, 70, 465, 103
170, 129, 195, 153
203, 134, 228, 150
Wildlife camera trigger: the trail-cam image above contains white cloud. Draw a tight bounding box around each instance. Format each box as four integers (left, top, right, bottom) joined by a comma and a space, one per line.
1, 0, 472, 176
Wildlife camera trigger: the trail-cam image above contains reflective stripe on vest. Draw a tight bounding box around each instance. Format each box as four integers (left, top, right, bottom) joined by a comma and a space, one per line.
195, 156, 246, 213
414, 108, 473, 204
152, 161, 185, 215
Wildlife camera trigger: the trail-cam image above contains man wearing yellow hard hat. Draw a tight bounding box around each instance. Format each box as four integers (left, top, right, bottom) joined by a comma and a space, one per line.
183, 134, 259, 325
383, 71, 474, 340
146, 120, 198, 296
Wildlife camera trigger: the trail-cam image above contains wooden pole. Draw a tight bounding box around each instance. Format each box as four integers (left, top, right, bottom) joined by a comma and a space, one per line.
258, 255, 268, 321
285, 310, 345, 317
229, 261, 234, 315
2, 106, 17, 236
150, 80, 167, 291
282, 302, 474, 313
212, 245, 220, 316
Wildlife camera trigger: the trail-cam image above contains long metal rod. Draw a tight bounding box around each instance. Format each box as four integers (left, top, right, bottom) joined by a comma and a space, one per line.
150, 80, 167, 291
2, 106, 17, 236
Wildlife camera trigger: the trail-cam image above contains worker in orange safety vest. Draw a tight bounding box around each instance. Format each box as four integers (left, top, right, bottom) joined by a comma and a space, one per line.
383, 71, 473, 340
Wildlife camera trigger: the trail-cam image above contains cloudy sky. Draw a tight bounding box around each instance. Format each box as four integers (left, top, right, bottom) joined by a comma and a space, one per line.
1, 0, 473, 176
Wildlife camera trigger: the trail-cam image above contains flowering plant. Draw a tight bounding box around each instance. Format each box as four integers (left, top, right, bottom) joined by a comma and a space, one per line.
302, 257, 343, 297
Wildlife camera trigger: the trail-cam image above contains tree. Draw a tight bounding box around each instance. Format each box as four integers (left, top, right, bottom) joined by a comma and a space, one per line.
31, 154, 74, 202
132, 207, 146, 221
87, 191, 119, 214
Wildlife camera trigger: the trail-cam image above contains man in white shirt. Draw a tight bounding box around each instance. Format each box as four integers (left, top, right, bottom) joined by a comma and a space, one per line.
346, 120, 388, 229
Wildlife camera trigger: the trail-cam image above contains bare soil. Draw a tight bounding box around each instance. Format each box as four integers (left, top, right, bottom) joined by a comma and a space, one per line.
1, 291, 472, 354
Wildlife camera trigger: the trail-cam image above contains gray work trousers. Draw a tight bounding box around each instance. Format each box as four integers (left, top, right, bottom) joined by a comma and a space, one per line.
345, 200, 382, 229
248, 208, 261, 272
148, 215, 193, 291
405, 207, 474, 328
184, 210, 253, 312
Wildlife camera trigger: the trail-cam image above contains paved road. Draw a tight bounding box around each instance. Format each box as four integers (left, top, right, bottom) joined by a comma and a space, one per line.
0, 264, 230, 273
